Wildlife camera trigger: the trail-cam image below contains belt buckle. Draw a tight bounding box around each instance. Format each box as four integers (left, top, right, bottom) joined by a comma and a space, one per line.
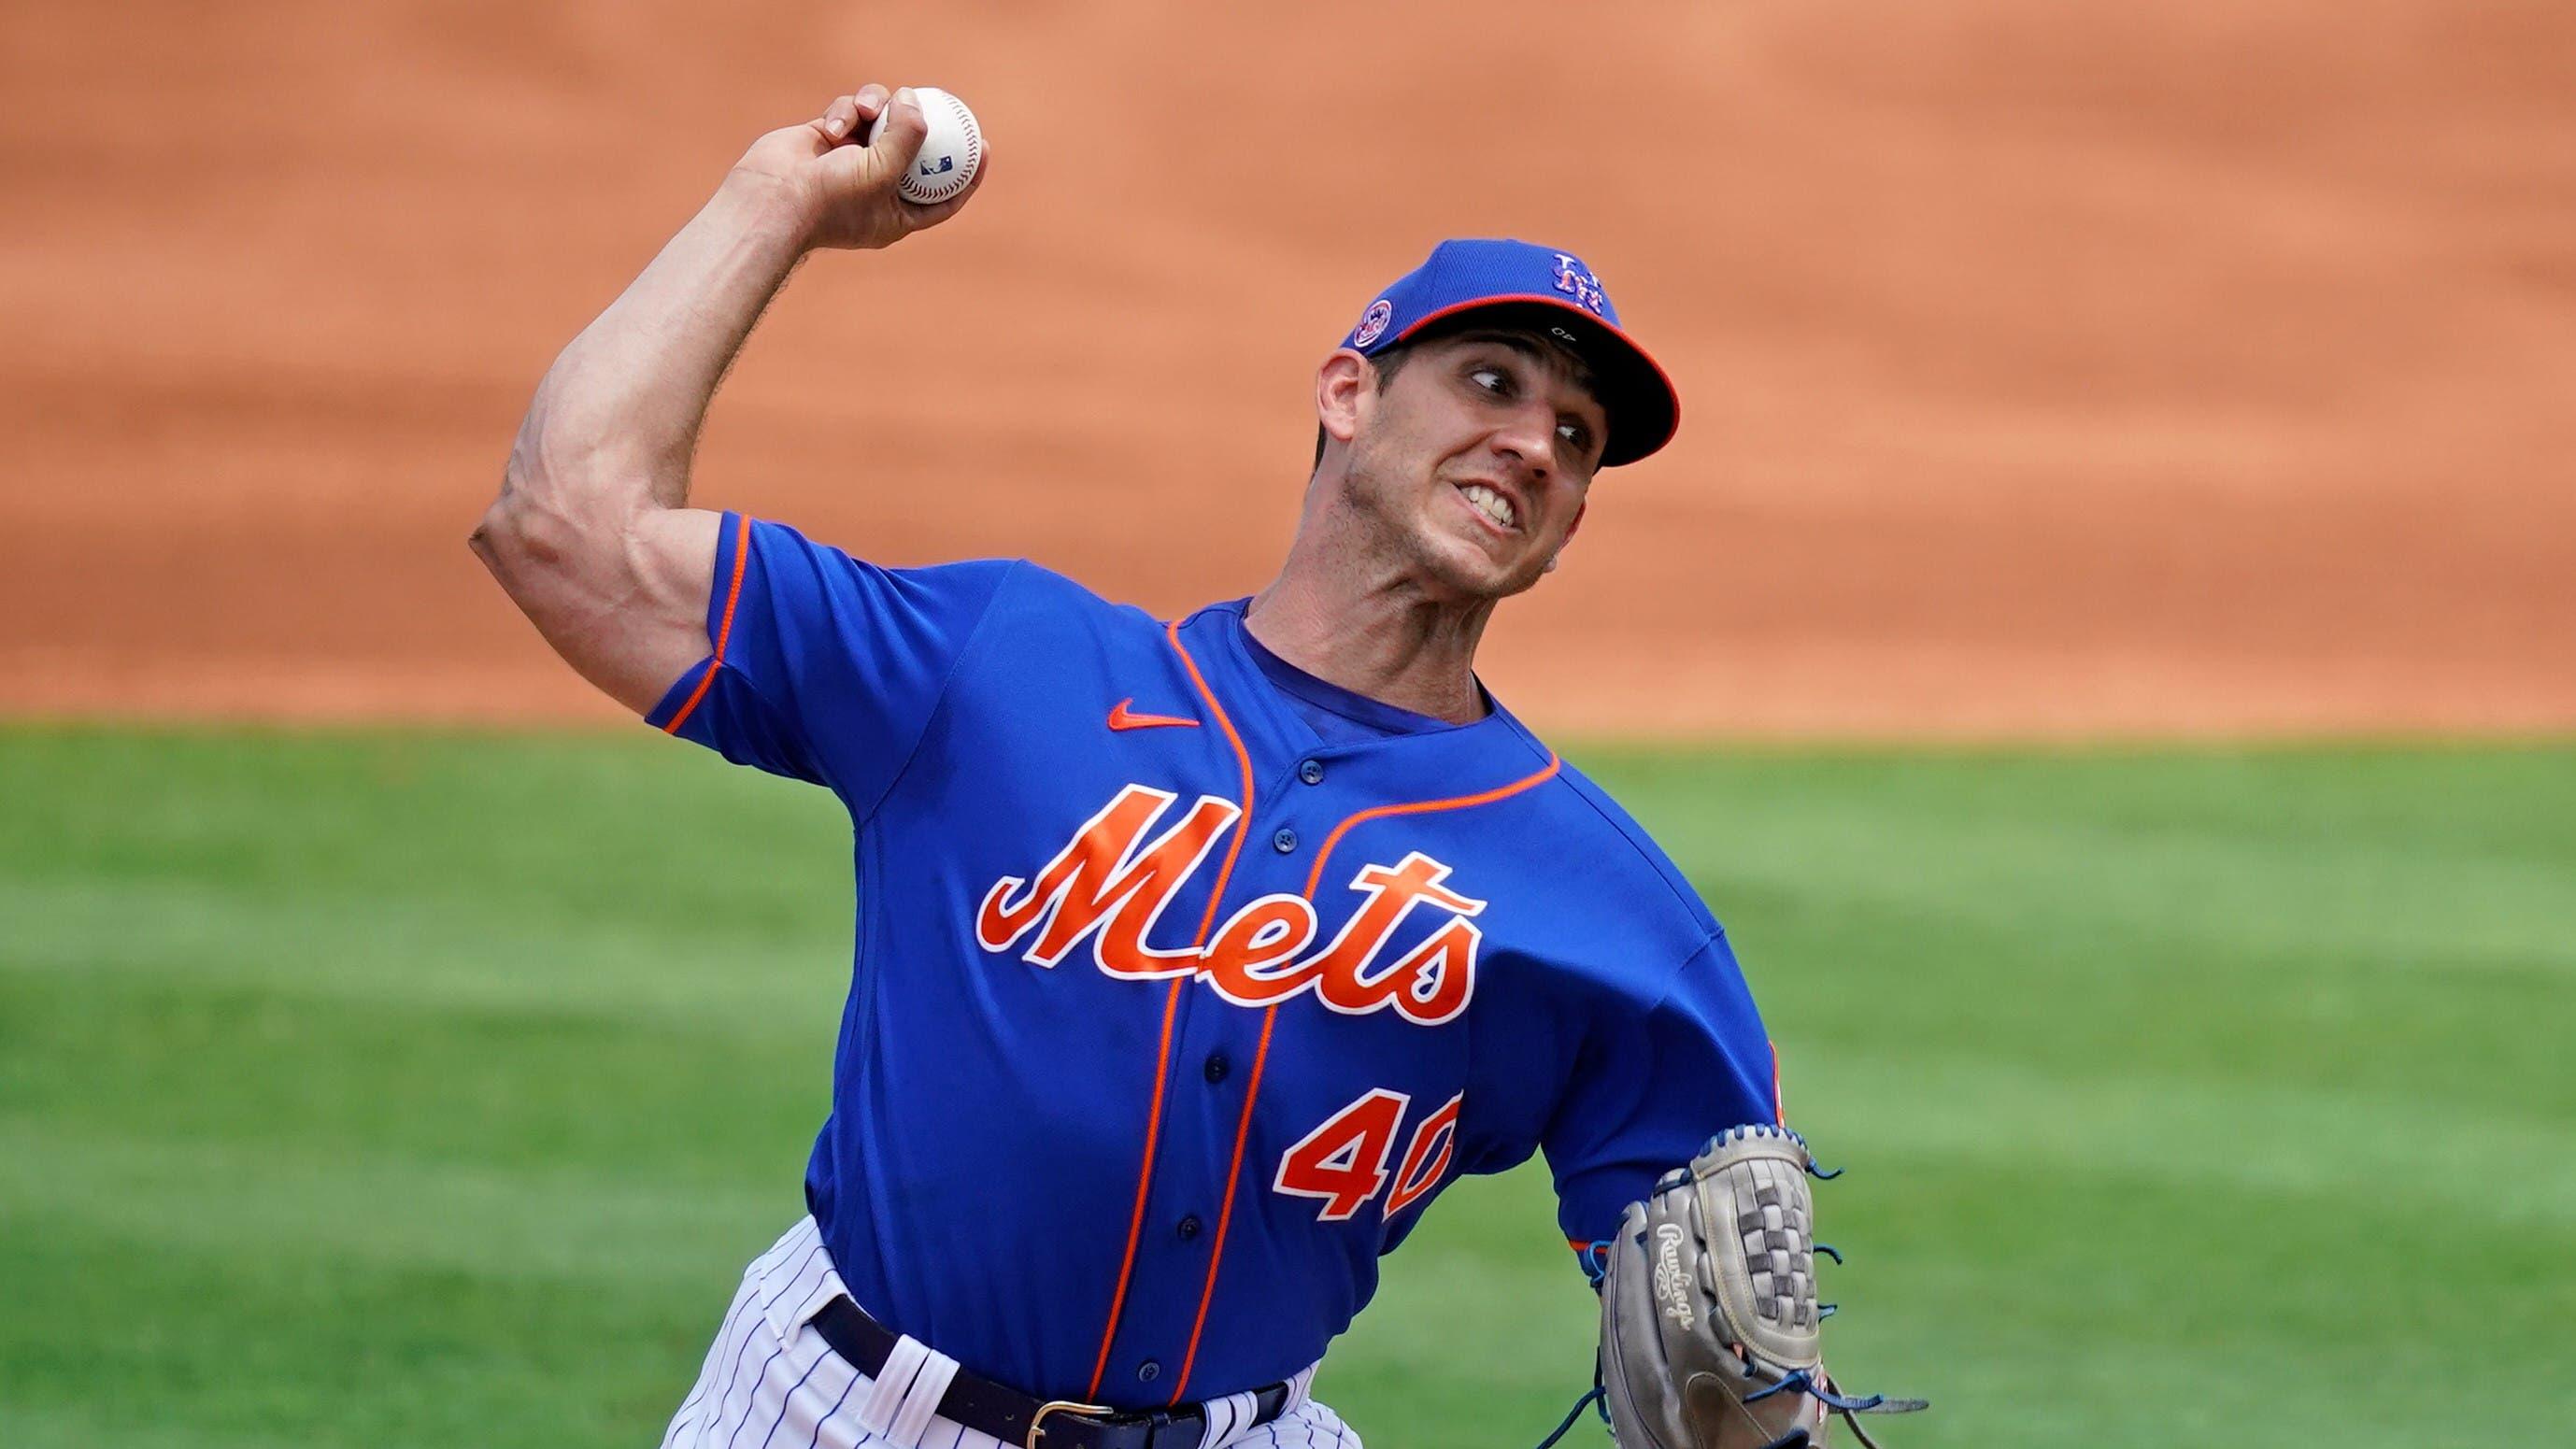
1026, 1399, 1113, 1449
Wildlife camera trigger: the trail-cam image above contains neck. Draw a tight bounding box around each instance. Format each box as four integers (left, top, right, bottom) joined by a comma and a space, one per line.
1244, 515, 1498, 726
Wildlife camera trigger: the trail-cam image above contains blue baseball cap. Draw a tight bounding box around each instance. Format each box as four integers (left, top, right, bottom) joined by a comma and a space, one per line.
1338, 238, 1681, 468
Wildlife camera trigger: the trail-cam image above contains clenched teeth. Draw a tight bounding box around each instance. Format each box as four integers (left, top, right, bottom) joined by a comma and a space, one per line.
1461, 483, 1516, 530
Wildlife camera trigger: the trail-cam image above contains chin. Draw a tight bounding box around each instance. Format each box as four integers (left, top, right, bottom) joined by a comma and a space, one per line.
1408, 530, 1546, 603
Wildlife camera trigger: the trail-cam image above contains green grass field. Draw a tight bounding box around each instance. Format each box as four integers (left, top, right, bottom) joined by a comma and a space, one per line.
4, 728, 2570, 1448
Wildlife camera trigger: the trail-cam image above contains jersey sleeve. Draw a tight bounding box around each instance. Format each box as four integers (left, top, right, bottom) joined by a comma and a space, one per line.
642, 512, 1015, 815
1540, 929, 1784, 1248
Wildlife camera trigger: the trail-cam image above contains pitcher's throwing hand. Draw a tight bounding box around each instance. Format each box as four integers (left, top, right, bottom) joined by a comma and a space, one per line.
741, 82, 986, 252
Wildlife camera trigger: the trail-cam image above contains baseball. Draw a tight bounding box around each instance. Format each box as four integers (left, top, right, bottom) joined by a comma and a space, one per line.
866, 86, 983, 205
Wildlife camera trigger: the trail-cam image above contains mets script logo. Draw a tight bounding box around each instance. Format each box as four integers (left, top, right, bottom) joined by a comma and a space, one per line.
1551, 253, 1609, 317
975, 784, 1482, 1026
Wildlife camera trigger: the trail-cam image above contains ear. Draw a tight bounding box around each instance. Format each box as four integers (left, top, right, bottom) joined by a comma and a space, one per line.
1316, 349, 1373, 450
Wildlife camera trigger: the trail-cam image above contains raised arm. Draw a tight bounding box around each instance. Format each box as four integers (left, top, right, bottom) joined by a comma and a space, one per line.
471, 83, 983, 713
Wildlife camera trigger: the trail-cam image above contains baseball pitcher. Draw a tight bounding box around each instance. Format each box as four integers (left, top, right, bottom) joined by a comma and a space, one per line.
475, 82, 1921, 1449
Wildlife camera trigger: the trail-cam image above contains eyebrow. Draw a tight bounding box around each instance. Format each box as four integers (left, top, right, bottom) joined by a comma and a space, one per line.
1450, 330, 1601, 399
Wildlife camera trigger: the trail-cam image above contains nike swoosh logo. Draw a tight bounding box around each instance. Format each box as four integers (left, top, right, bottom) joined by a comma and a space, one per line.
1107, 698, 1200, 732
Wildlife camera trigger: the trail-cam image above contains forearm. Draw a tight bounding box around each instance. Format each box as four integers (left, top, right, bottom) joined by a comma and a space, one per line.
500, 167, 818, 524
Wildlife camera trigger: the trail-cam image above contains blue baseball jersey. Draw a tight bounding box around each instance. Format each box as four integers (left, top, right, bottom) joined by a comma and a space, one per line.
646, 513, 1783, 1410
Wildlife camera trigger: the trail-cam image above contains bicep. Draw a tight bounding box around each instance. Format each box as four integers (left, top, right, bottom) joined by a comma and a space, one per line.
473, 500, 722, 716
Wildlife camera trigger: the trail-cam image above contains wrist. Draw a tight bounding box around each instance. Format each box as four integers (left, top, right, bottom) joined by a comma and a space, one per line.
718, 162, 825, 256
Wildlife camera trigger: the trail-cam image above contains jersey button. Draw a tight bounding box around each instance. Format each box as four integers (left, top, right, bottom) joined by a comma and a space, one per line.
1272, 827, 1298, 854
1177, 1215, 1203, 1241
1298, 759, 1325, 786
1137, 1360, 1161, 1384
1203, 1053, 1230, 1084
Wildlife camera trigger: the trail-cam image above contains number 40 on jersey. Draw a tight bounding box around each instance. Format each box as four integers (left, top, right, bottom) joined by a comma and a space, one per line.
1274, 1088, 1461, 1222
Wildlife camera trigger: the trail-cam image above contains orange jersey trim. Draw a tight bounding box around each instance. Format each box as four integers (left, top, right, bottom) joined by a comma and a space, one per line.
1173, 746, 1563, 1403
1083, 619, 1258, 1401
1172, 997, 1279, 1402
1166, 622, 1258, 946
1301, 753, 1563, 898
1084, 977, 1186, 1399
660, 513, 753, 735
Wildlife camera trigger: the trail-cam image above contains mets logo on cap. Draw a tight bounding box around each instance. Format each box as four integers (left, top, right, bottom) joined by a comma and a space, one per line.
1352, 298, 1394, 348
1552, 253, 1610, 317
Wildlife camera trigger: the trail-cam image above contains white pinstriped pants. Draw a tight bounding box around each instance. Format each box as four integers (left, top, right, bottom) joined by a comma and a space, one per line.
658, 1218, 1361, 1449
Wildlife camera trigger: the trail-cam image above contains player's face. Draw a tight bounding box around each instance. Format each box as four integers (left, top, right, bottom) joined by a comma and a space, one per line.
1344, 329, 1606, 601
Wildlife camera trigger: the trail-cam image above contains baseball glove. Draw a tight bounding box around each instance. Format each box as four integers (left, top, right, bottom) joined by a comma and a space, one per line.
1594, 1125, 1927, 1449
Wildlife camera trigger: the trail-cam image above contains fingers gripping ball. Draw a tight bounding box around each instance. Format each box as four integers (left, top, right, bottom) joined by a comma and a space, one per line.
865, 86, 983, 204
1599, 1126, 1927, 1449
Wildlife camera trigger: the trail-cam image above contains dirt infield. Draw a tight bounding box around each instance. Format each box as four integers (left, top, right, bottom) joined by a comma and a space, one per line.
6, 0, 2569, 737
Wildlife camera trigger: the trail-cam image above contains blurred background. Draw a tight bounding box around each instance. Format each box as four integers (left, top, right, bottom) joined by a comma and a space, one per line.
4, 2, 2570, 1447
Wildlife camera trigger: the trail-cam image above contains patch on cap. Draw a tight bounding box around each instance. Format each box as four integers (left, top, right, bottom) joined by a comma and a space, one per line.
1352, 298, 1394, 348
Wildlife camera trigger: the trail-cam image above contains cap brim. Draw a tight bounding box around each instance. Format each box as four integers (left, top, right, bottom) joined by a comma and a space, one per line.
1390, 296, 1681, 468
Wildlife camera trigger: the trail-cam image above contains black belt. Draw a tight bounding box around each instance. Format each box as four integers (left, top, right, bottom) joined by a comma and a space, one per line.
808, 1295, 1293, 1449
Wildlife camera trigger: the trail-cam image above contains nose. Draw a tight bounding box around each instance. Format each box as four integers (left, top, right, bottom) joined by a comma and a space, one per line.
1488, 403, 1556, 485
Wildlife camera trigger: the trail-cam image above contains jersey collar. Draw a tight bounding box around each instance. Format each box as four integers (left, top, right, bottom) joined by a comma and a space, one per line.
1173, 600, 1544, 770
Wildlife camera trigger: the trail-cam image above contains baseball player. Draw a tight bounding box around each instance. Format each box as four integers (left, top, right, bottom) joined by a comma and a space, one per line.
476, 83, 1916, 1449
